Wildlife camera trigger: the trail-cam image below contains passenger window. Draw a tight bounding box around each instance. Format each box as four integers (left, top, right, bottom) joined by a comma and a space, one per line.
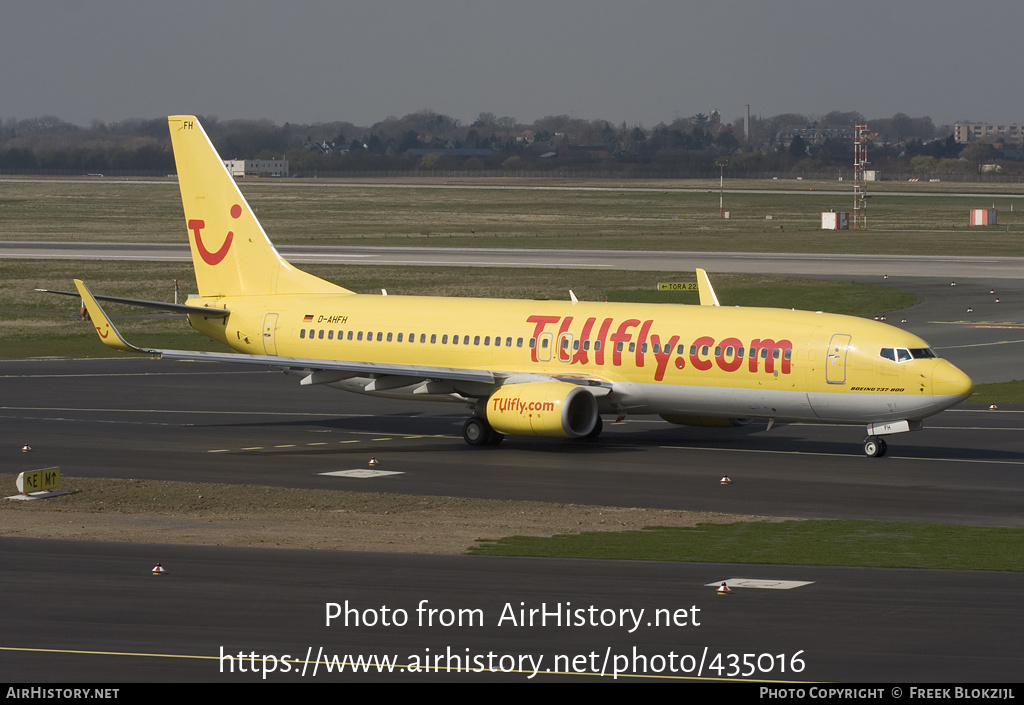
387, 332, 393, 342
442, 335, 448, 344
430, 334, 436, 344
328, 330, 333, 340
318, 330, 324, 340
299, 329, 305, 339
518, 338, 524, 348
474, 336, 480, 345
453, 335, 459, 345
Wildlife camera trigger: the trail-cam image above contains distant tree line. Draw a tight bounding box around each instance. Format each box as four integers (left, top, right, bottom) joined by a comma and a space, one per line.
1, 109, 1021, 179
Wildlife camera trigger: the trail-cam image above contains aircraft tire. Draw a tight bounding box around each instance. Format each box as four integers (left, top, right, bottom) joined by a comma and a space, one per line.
464, 416, 492, 446
863, 438, 887, 457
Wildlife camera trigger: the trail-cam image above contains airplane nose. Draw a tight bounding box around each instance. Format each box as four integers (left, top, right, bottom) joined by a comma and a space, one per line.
931, 360, 974, 400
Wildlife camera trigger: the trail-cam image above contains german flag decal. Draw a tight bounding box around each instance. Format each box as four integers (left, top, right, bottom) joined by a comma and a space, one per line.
303, 314, 314, 322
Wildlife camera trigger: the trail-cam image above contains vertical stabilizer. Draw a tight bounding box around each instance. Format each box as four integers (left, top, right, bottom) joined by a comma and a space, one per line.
168, 115, 351, 297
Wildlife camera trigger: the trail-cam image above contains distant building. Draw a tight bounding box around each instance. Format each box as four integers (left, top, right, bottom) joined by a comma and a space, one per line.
223, 159, 289, 177
777, 125, 853, 148
954, 123, 1023, 144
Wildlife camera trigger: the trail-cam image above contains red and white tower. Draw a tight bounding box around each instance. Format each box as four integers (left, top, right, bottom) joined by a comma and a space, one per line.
853, 124, 870, 229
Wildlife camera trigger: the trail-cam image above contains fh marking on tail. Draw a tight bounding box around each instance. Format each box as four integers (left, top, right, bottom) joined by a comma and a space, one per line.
189, 204, 241, 265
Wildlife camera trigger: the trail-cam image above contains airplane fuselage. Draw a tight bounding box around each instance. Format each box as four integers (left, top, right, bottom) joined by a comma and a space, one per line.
186, 292, 970, 427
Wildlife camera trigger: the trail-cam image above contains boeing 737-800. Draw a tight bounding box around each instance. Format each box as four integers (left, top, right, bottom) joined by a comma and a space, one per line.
54, 115, 974, 457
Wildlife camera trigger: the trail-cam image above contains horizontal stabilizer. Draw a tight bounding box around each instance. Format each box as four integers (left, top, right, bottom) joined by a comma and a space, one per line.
38, 288, 230, 318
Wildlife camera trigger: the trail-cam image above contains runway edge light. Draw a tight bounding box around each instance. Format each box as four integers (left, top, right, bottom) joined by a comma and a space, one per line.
717, 582, 732, 595
152, 563, 166, 576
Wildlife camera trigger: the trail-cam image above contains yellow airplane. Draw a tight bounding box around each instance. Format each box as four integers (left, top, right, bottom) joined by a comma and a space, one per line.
59, 115, 974, 457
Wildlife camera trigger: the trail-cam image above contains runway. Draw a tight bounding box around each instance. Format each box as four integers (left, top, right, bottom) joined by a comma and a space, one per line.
3, 358, 1024, 527
3, 241, 1024, 279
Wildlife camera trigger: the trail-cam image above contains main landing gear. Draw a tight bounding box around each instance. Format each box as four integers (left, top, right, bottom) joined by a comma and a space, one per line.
863, 437, 887, 458
463, 416, 504, 446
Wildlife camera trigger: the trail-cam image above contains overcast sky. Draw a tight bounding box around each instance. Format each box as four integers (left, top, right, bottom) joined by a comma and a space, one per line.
3, 0, 1020, 129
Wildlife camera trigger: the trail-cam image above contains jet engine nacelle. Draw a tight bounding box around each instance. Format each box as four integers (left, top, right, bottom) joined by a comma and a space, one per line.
485, 381, 599, 438
660, 414, 752, 428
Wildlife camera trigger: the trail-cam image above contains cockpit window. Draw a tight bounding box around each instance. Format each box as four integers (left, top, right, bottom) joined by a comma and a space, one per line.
880, 346, 939, 363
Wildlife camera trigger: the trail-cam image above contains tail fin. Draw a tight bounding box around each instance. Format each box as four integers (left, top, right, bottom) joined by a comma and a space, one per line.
168, 115, 352, 298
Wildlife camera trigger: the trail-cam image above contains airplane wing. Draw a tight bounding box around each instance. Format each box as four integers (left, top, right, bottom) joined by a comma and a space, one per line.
71, 278, 497, 384
696, 268, 721, 306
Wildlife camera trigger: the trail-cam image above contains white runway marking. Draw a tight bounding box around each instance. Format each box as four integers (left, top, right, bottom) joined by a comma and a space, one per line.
320, 469, 403, 478
707, 579, 814, 590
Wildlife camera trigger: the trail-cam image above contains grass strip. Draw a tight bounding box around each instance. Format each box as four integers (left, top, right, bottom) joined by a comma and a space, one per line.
970, 380, 1024, 404
469, 519, 1024, 571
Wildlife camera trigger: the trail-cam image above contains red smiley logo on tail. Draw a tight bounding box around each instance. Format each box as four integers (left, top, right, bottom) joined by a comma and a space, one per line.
189, 204, 241, 265
96, 326, 109, 339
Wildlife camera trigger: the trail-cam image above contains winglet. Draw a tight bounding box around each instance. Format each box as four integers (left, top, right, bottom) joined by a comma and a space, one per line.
74, 279, 152, 354
696, 268, 720, 307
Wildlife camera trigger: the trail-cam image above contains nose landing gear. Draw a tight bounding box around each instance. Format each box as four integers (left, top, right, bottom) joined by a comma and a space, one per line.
863, 437, 887, 457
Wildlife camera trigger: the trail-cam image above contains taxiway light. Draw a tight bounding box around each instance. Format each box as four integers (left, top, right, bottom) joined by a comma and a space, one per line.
717, 582, 732, 595
152, 563, 166, 576
21, 444, 31, 453
720, 476, 731, 485
368, 457, 379, 466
